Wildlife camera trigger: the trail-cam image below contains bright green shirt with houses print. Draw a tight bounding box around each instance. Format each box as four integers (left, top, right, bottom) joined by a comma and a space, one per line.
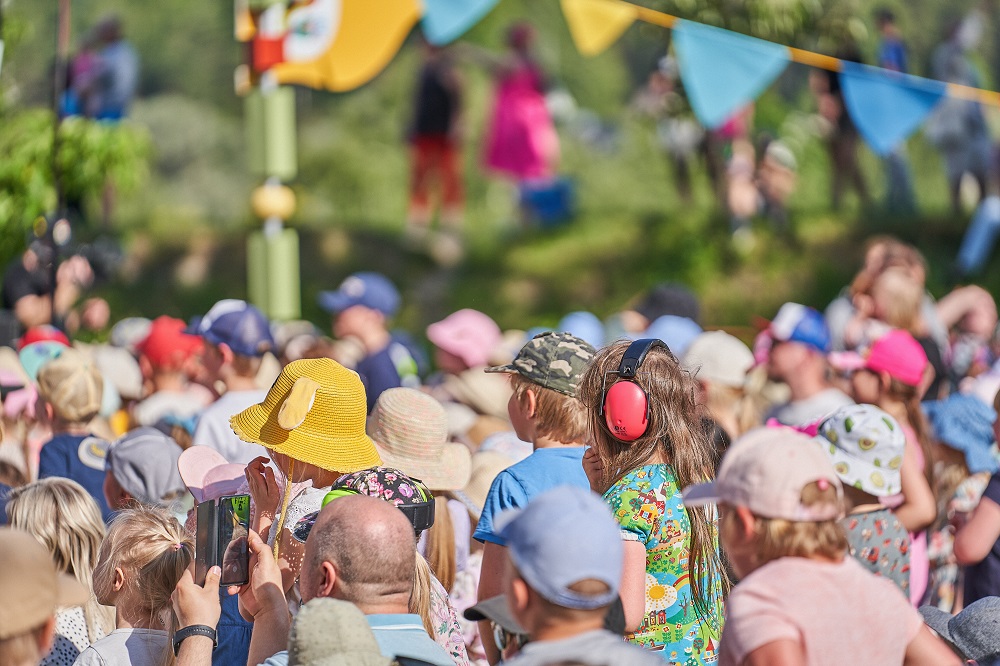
604, 464, 725, 665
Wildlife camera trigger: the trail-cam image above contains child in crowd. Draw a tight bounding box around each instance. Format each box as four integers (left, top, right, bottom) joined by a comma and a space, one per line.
493, 486, 663, 666
579, 340, 727, 662
77, 505, 193, 666
474, 332, 595, 663
838, 328, 938, 604
683, 428, 959, 665
953, 407, 1000, 605
922, 389, 999, 611
815, 404, 911, 595
232, 357, 382, 597
35, 348, 114, 522
131, 316, 212, 431
369, 387, 472, 593
5, 478, 115, 665
190, 299, 275, 464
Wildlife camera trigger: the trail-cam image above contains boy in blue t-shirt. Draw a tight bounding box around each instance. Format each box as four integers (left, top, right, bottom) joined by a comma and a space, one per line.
476, 331, 596, 662
35, 348, 113, 522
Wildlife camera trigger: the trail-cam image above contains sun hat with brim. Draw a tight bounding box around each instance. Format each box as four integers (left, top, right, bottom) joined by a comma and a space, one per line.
453, 450, 516, 521
289, 597, 392, 666
178, 445, 249, 504
683, 427, 844, 522
921, 597, 1000, 664
369, 387, 471, 491
230, 357, 381, 474
0, 527, 88, 640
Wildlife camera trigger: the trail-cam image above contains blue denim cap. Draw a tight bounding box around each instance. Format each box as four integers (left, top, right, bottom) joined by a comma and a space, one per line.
495, 485, 622, 610
192, 299, 274, 357
923, 393, 999, 475
769, 302, 830, 353
318, 272, 400, 317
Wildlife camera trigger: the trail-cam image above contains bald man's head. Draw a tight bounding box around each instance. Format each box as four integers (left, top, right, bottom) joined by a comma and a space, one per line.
299, 494, 416, 605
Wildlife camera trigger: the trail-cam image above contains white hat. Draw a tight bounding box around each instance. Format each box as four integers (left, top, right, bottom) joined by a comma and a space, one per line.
682, 330, 754, 388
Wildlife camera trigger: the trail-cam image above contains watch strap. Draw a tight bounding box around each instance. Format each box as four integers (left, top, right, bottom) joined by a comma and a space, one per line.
173, 624, 218, 656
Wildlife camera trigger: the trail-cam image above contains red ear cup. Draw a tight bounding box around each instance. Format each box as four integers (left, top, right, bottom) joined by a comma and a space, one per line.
603, 380, 649, 442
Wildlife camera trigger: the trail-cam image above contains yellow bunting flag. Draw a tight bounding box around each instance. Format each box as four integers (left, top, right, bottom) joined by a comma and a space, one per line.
560, 0, 638, 57
274, 0, 420, 92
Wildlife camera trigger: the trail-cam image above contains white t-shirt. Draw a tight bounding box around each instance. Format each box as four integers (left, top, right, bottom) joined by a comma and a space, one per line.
719, 556, 922, 666
73, 628, 170, 666
132, 387, 213, 429
765, 388, 854, 427
192, 389, 269, 464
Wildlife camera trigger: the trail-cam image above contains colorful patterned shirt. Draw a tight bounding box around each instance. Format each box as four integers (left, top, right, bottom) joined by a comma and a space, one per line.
604, 465, 725, 664
841, 508, 911, 596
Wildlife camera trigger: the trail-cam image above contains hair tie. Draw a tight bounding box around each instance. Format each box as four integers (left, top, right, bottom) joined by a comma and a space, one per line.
817, 478, 830, 491
172, 542, 182, 551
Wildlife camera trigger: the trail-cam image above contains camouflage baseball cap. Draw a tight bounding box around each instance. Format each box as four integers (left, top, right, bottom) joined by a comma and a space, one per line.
485, 332, 596, 397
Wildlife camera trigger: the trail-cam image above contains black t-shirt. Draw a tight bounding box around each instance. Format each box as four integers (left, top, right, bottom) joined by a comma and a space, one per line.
412, 61, 458, 137
1, 259, 50, 311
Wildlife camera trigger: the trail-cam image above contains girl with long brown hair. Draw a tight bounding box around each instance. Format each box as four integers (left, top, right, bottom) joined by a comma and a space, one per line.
579, 340, 728, 663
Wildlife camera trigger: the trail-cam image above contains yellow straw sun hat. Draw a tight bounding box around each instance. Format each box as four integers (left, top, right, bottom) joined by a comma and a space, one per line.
230, 357, 381, 473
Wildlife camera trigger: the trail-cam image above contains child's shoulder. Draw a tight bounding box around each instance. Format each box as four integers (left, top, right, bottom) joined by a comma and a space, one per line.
605, 464, 678, 497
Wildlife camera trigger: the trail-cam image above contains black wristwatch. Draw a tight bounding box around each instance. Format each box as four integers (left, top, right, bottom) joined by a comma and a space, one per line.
173, 624, 218, 656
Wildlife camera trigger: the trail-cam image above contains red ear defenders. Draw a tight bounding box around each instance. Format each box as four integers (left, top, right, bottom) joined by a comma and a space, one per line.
601, 339, 671, 442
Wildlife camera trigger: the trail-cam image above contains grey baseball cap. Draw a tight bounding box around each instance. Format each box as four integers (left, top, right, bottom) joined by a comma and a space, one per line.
920, 597, 1000, 664
106, 427, 187, 506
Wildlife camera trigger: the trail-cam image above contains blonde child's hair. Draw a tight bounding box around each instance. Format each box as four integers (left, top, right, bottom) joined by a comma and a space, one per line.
871, 267, 923, 334
424, 494, 456, 592
410, 553, 436, 638
93, 505, 193, 665
509, 374, 591, 445
5, 478, 115, 644
747, 480, 849, 568
37, 349, 104, 424
579, 341, 730, 613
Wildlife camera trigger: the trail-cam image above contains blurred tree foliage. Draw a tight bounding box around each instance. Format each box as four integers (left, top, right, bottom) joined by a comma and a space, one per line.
0, 111, 151, 264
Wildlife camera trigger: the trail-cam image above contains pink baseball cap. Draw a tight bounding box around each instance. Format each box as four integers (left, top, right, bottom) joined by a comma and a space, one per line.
683, 427, 844, 522
829, 329, 927, 387
426, 309, 502, 369
177, 446, 248, 503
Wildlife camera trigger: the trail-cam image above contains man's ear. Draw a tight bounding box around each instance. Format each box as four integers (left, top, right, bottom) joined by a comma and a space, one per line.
219, 343, 235, 365
318, 561, 338, 598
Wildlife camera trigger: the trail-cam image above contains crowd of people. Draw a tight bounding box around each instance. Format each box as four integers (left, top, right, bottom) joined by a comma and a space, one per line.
4, 233, 1000, 665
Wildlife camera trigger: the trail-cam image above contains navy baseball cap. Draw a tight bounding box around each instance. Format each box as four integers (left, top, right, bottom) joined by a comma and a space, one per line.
495, 486, 622, 610
191, 299, 274, 357
318, 272, 400, 317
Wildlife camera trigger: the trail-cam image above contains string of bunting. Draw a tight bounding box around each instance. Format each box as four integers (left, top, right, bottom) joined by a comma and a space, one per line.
561, 0, 1000, 155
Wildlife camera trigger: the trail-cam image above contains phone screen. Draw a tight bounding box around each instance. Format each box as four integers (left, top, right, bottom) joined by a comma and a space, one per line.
218, 494, 250, 587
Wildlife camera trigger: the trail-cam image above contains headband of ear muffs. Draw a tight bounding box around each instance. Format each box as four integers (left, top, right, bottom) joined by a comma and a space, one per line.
601, 339, 670, 442
321, 483, 436, 536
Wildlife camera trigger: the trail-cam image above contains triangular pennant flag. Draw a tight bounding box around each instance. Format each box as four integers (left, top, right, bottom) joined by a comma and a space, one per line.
838, 61, 947, 156
274, 0, 420, 92
672, 20, 790, 129
561, 0, 638, 57
422, 0, 500, 46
